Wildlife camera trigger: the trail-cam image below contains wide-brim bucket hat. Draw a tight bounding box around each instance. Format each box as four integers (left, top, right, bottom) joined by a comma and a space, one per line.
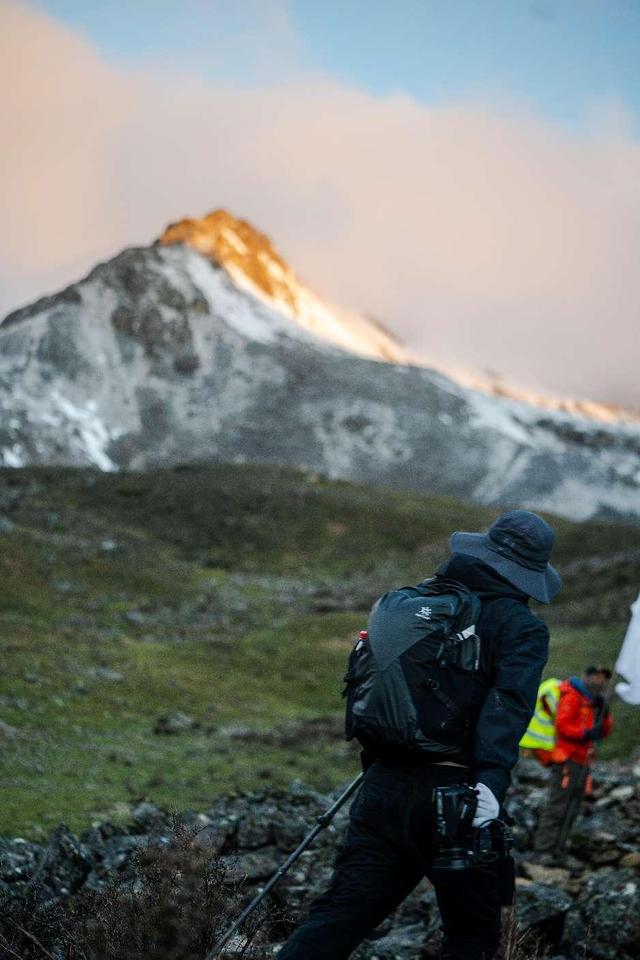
450, 509, 562, 604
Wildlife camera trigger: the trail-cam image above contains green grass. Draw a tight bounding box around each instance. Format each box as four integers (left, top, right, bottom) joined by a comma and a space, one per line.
1, 464, 639, 837
0, 608, 363, 836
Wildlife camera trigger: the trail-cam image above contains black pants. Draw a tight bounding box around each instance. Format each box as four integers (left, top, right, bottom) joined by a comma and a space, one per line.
278, 760, 506, 960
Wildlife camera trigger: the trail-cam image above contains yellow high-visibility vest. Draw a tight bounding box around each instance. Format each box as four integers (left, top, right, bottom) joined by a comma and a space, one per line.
519, 677, 561, 751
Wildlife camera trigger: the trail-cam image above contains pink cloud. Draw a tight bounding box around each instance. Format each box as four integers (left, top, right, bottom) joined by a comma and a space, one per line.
1, 0, 639, 406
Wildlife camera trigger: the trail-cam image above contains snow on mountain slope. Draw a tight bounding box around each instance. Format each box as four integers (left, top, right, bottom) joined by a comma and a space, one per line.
158, 209, 640, 426
1, 208, 640, 522
158, 209, 408, 363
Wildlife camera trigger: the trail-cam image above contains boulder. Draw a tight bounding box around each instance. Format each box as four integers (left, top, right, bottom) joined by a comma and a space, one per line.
84, 835, 153, 891
153, 711, 196, 734
520, 861, 572, 888
131, 801, 164, 832
361, 922, 429, 959
562, 868, 640, 959
619, 851, 640, 869
0, 836, 40, 898
223, 847, 281, 883
31, 825, 95, 900
568, 815, 634, 866
514, 878, 573, 944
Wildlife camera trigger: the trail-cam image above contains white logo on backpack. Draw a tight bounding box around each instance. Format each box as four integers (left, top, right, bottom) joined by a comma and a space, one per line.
415, 605, 433, 621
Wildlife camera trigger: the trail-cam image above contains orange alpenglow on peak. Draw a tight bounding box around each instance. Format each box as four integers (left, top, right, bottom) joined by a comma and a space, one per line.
157, 208, 408, 364
158, 208, 300, 312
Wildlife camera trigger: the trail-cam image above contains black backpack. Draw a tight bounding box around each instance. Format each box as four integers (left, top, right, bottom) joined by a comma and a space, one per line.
343, 578, 481, 759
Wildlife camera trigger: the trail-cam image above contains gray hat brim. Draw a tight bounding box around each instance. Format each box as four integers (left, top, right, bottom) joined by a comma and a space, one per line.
450, 532, 562, 604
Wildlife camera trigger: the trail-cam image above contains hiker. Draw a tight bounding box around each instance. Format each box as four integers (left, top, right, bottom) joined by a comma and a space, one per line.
519, 676, 562, 764
533, 665, 613, 862
278, 510, 561, 960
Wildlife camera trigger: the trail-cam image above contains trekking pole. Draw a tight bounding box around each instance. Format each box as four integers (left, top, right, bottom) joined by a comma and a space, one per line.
207, 772, 364, 958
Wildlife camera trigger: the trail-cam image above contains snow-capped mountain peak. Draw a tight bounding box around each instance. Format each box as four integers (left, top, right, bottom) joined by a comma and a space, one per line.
2, 206, 640, 521
158, 209, 407, 363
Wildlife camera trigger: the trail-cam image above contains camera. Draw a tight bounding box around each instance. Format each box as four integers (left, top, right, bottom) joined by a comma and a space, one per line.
433, 784, 514, 872
433, 784, 478, 871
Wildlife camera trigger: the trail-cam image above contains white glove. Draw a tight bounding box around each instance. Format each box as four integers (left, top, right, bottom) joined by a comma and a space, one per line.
472, 782, 500, 827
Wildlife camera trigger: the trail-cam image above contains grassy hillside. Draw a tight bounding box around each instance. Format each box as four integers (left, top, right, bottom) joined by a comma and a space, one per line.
1, 464, 639, 838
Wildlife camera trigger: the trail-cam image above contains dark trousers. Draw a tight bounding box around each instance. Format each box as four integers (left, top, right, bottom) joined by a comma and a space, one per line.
534, 759, 589, 857
278, 760, 505, 960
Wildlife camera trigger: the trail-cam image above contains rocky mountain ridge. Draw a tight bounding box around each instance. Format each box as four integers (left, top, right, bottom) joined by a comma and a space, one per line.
2, 210, 640, 521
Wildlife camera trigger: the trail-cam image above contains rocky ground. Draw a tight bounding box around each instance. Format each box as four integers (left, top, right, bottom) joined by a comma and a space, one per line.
1, 758, 639, 960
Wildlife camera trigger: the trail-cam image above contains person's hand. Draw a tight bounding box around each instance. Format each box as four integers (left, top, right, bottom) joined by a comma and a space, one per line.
472, 782, 500, 827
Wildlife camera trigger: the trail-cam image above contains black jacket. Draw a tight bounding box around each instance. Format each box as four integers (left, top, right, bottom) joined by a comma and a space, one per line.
434, 553, 550, 802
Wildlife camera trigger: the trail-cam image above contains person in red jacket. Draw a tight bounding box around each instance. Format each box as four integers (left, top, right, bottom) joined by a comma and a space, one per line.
533, 665, 613, 861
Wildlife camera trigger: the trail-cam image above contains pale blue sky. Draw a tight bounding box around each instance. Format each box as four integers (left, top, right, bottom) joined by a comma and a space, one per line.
34, 0, 640, 128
